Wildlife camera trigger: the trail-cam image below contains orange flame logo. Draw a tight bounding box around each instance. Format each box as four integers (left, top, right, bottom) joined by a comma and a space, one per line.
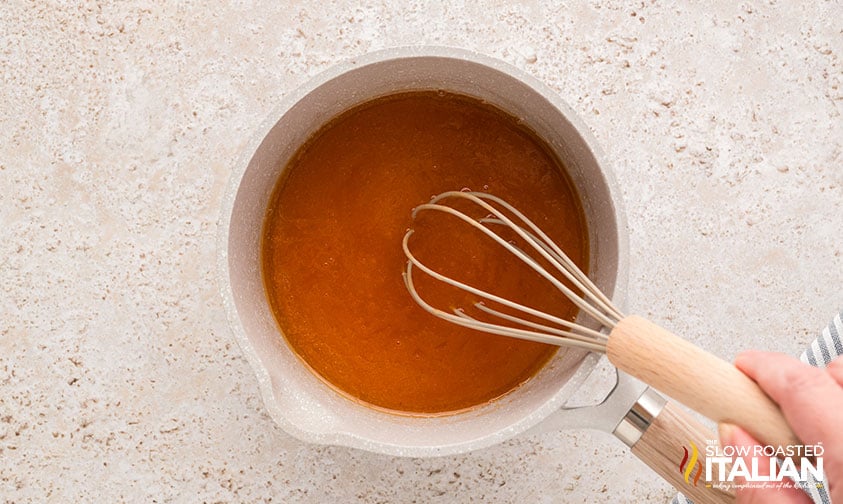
679, 441, 703, 486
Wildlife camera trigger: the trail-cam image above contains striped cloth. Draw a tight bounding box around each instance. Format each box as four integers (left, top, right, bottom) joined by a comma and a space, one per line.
803, 312, 843, 369
672, 311, 842, 504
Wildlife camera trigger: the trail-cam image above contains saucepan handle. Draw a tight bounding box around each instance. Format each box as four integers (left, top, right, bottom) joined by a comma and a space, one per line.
606, 315, 800, 451
623, 395, 735, 504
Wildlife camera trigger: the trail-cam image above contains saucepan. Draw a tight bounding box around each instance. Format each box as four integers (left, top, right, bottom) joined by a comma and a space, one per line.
217, 47, 731, 503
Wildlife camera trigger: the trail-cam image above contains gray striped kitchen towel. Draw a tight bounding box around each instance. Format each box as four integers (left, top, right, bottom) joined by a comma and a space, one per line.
803, 311, 843, 370
672, 310, 842, 504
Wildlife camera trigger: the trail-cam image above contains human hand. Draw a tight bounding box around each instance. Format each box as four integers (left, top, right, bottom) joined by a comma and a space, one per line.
718, 351, 843, 503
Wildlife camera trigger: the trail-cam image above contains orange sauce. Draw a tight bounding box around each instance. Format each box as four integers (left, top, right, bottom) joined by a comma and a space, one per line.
262, 91, 588, 414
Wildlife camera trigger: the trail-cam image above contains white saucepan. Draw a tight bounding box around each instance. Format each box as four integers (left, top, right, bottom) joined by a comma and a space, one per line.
217, 47, 732, 504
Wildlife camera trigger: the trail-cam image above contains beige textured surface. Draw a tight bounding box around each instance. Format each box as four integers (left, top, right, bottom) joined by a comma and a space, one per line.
1, 1, 841, 502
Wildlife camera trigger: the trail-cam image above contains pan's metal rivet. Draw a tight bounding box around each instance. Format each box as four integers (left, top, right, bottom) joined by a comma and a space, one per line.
613, 387, 667, 447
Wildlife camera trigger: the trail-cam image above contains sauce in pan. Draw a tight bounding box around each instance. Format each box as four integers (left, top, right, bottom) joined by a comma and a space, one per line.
262, 91, 588, 414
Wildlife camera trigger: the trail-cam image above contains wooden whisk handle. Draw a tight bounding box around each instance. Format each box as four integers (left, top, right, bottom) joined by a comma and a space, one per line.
606, 315, 800, 450
631, 401, 735, 503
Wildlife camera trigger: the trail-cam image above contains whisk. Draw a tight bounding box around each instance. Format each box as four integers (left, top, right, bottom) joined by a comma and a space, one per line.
402, 190, 797, 451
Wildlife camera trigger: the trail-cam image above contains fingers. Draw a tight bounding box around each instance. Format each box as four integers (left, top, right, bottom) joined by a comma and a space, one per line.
735, 351, 843, 502
719, 423, 813, 504
826, 356, 843, 388
734, 351, 843, 447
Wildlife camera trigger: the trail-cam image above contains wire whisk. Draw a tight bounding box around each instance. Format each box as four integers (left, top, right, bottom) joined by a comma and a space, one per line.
401, 190, 798, 457
402, 190, 622, 353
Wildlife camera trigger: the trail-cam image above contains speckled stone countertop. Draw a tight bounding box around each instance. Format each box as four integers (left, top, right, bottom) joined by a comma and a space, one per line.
1, 2, 840, 502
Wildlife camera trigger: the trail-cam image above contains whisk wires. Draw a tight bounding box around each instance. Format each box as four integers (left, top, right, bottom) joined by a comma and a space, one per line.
402, 191, 624, 353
